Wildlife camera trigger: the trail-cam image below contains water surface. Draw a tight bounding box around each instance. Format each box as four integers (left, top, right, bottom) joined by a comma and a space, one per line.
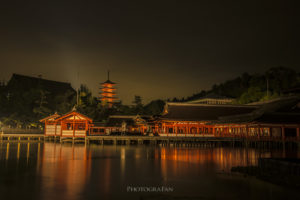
0, 142, 299, 200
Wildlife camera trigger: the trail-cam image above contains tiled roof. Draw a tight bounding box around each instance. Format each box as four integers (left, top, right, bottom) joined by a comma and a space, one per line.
101, 80, 116, 84
216, 96, 300, 124
7, 73, 76, 94
252, 113, 300, 124
160, 103, 257, 121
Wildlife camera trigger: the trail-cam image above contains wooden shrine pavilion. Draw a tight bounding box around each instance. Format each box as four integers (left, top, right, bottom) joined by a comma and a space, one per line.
213, 96, 300, 140
39, 113, 61, 136
41, 108, 93, 137
40, 95, 300, 142
154, 102, 258, 137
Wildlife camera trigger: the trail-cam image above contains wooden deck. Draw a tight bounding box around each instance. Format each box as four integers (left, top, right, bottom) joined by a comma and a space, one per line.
0, 134, 299, 148
0, 133, 44, 142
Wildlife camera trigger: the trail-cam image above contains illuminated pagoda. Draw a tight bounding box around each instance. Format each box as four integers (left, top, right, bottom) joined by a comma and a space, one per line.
100, 71, 117, 107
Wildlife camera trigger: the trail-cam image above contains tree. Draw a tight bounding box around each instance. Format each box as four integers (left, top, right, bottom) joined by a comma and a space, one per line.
33, 89, 51, 118
238, 87, 264, 104
144, 100, 165, 115
54, 90, 76, 114
132, 95, 143, 114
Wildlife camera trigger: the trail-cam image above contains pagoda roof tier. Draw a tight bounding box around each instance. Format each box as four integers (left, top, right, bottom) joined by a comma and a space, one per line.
101, 96, 117, 99
101, 93, 117, 96
101, 90, 114, 93
101, 97, 117, 99
100, 95, 116, 98
101, 80, 116, 85
101, 97, 117, 100
100, 91, 116, 93
100, 87, 116, 90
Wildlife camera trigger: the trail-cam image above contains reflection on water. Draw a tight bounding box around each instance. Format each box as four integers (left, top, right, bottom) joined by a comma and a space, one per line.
40, 143, 92, 200
0, 142, 299, 200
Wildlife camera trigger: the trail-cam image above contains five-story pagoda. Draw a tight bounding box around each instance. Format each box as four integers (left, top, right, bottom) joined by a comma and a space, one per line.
100, 71, 117, 107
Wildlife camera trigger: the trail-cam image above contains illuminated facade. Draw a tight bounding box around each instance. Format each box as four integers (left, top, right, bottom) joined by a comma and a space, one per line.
100, 71, 117, 107
40, 96, 300, 141
40, 108, 93, 137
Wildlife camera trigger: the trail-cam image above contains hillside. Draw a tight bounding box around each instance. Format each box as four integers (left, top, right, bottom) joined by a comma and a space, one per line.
174, 67, 300, 104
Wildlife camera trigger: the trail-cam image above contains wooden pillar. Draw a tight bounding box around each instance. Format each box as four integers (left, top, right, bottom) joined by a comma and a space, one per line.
60, 121, 63, 136
297, 127, 300, 140
89, 124, 91, 136
167, 125, 169, 137
85, 121, 88, 137
73, 116, 75, 137
281, 126, 285, 141
44, 121, 47, 135
54, 123, 57, 136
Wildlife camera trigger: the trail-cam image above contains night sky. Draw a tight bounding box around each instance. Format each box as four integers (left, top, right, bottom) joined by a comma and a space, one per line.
1, 0, 299, 104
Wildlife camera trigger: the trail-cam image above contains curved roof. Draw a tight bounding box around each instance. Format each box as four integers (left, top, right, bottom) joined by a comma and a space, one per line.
160, 103, 258, 122
55, 111, 93, 122
101, 80, 116, 84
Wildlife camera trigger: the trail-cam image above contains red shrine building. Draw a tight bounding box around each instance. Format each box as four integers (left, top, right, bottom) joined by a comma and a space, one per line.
39, 113, 61, 136
154, 102, 258, 137
40, 108, 93, 137
100, 71, 117, 107
40, 96, 300, 142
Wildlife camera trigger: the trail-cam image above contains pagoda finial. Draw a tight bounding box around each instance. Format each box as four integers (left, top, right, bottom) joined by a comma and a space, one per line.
108, 70, 110, 80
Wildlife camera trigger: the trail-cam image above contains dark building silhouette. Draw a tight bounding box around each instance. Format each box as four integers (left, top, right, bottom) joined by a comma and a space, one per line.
5, 73, 76, 113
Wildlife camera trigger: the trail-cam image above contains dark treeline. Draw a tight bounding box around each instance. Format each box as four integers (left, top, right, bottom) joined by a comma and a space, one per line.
0, 80, 165, 128
170, 67, 300, 104
75, 85, 165, 122
0, 66, 299, 129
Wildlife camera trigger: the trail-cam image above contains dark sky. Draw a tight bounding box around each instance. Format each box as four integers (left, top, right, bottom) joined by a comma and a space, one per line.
0, 0, 299, 104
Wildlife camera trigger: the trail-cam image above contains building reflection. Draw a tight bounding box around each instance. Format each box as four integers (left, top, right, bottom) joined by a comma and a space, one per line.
155, 147, 291, 178
1, 141, 300, 200
40, 143, 91, 200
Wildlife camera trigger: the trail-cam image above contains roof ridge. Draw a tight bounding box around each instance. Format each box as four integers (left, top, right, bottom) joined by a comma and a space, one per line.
166, 102, 258, 108
109, 115, 137, 118
12, 73, 72, 85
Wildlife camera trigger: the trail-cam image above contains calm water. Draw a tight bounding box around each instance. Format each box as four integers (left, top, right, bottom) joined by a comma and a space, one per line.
0, 142, 299, 200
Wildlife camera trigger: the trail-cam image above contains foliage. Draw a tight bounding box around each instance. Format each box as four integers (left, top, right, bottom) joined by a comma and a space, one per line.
0, 79, 76, 128
175, 66, 300, 104
1, 66, 298, 127
132, 95, 143, 114
143, 100, 165, 115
